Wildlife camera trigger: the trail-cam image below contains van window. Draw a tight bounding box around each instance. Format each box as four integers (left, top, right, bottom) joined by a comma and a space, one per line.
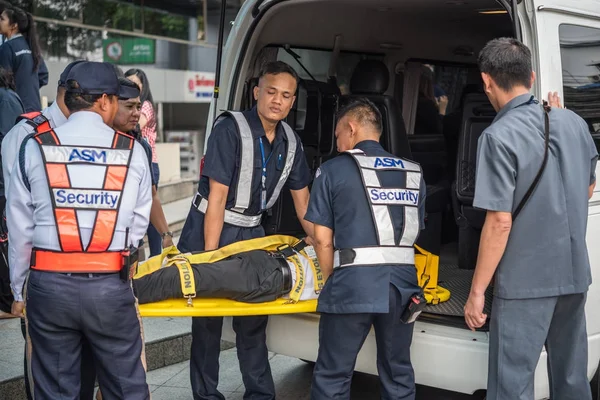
276, 47, 384, 94
559, 24, 600, 134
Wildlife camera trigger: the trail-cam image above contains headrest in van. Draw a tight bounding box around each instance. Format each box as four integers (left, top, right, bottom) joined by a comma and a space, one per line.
350, 60, 389, 95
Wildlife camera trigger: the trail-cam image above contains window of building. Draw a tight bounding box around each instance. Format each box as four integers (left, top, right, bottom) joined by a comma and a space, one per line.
559, 24, 600, 135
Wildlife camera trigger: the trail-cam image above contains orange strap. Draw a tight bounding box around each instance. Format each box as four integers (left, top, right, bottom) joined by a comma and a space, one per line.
31, 250, 123, 273
36, 130, 134, 257
20, 111, 51, 134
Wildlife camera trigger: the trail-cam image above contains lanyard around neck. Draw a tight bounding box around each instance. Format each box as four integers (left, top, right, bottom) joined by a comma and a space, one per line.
258, 137, 274, 210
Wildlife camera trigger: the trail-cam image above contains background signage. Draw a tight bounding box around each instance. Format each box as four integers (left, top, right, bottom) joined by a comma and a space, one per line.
103, 37, 155, 65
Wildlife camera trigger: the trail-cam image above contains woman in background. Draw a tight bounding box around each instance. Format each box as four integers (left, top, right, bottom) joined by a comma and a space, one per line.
125, 68, 164, 257
0, 5, 47, 112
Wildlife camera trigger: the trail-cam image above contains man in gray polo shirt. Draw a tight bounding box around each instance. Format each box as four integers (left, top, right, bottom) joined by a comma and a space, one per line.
463, 37, 597, 400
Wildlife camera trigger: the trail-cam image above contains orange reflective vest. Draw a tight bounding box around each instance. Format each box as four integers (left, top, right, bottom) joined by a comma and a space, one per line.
17, 111, 51, 133
29, 128, 135, 273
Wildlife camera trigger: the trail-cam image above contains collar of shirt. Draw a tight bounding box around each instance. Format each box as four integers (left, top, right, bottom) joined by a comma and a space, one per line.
493, 93, 537, 123
245, 106, 287, 148
66, 111, 114, 134
354, 139, 384, 152
7, 33, 23, 41
43, 101, 68, 128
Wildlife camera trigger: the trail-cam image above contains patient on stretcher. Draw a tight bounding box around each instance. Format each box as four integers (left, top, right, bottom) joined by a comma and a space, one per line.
133, 243, 322, 305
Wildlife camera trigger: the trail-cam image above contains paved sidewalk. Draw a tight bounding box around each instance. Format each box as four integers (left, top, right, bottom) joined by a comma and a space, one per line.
0, 316, 192, 383
134, 350, 476, 400
138, 350, 315, 400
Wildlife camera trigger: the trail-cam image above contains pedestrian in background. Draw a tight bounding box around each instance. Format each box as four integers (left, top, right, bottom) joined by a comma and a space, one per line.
125, 68, 165, 256
0, 66, 23, 319
0, 5, 48, 112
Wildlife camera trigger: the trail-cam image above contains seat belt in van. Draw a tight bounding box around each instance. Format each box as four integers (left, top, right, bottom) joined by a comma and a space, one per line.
512, 103, 551, 221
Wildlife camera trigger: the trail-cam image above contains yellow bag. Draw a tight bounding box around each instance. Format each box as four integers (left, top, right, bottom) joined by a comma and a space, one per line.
414, 244, 451, 304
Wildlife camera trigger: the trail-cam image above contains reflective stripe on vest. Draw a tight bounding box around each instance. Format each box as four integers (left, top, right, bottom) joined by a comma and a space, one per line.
192, 193, 262, 227
32, 129, 134, 270
334, 149, 423, 269
333, 247, 416, 269
193, 111, 297, 224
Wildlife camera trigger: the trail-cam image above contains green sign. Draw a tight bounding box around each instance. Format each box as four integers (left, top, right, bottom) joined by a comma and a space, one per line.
103, 38, 155, 65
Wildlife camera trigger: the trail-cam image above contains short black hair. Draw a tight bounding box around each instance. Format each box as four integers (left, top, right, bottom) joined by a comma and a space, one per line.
0, 68, 16, 91
258, 61, 299, 84
336, 97, 383, 134
64, 79, 108, 113
477, 37, 533, 91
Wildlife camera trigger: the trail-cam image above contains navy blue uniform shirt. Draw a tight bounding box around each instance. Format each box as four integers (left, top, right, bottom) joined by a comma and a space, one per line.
305, 140, 426, 314
0, 35, 48, 112
178, 106, 311, 253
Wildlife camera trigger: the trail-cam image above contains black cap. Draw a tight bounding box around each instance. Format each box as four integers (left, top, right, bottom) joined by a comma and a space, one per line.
118, 77, 141, 95
58, 59, 85, 88
65, 61, 140, 99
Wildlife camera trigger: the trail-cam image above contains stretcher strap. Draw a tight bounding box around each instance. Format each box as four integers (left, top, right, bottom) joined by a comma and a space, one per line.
172, 257, 196, 306
299, 247, 324, 293
287, 254, 305, 303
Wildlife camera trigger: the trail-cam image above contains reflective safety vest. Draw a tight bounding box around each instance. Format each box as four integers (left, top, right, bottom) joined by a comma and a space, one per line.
2, 112, 51, 239
193, 111, 297, 227
16, 111, 51, 133
333, 149, 423, 269
28, 129, 136, 273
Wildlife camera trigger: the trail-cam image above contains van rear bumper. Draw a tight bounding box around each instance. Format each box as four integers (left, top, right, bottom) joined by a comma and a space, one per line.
222, 313, 600, 398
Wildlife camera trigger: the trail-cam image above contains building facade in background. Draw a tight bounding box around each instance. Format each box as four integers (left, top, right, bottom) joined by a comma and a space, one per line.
6, 0, 247, 180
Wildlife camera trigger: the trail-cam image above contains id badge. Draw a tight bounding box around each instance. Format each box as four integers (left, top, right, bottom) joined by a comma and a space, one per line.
261, 189, 267, 211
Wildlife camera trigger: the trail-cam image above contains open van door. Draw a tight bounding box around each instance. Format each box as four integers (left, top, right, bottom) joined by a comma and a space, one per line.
528, 0, 600, 390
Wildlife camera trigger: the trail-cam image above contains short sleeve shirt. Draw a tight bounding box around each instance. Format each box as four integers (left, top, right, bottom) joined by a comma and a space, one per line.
473, 94, 598, 299
199, 106, 312, 215
305, 140, 425, 314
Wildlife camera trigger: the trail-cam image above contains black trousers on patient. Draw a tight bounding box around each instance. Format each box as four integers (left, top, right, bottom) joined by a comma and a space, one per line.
134, 250, 290, 304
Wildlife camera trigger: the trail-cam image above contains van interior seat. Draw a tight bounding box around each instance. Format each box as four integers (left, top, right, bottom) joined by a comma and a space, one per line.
347, 59, 449, 254
348, 59, 412, 160
453, 92, 497, 269
443, 83, 485, 182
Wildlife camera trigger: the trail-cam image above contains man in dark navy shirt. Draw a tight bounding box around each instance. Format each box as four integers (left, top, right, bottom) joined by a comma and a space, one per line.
305, 99, 426, 400
178, 61, 314, 400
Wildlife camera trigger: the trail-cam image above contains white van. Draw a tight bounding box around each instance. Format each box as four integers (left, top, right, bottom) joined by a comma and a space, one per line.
208, 0, 600, 398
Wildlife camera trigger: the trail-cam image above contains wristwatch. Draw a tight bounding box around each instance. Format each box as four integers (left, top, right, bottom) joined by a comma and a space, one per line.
161, 231, 173, 239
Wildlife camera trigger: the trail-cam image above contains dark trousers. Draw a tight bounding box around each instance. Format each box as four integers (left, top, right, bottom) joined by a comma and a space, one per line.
311, 285, 416, 400
487, 292, 592, 400
20, 319, 97, 400
147, 162, 162, 257
190, 315, 275, 400
25, 270, 149, 400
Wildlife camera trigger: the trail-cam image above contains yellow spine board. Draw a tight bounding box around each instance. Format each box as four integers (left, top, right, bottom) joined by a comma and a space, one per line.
135, 234, 450, 319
